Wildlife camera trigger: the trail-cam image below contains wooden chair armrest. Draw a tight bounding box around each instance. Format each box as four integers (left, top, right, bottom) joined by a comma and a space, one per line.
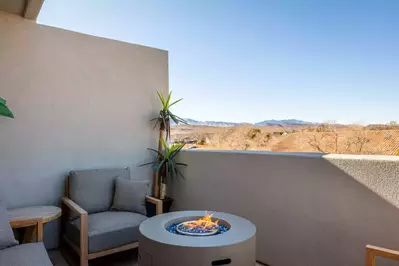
145, 196, 163, 215
61, 196, 88, 260
61, 196, 87, 216
366, 245, 399, 264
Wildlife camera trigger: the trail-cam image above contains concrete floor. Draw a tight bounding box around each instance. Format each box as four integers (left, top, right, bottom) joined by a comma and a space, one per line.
48, 245, 265, 266
49, 246, 138, 266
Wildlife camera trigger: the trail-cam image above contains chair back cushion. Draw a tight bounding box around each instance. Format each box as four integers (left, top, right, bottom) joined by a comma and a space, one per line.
111, 178, 150, 215
69, 168, 130, 215
0, 202, 18, 250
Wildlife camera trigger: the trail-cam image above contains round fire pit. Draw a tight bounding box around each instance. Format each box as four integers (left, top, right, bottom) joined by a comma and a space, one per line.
139, 211, 256, 266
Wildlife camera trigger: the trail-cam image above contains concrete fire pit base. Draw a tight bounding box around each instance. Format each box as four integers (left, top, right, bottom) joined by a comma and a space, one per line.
138, 211, 256, 266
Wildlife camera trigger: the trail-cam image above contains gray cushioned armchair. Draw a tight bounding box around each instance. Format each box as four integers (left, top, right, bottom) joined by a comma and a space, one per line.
61, 168, 162, 266
0, 202, 52, 266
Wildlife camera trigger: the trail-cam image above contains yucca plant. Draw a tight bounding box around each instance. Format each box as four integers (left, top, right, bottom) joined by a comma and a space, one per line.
152, 91, 186, 140
140, 139, 187, 199
0, 97, 14, 118
141, 139, 187, 182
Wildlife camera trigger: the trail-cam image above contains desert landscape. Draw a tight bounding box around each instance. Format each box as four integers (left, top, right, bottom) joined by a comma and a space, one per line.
171, 122, 399, 156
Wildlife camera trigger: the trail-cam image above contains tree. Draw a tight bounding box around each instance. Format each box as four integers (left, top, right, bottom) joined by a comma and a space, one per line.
302, 123, 370, 154
389, 121, 397, 126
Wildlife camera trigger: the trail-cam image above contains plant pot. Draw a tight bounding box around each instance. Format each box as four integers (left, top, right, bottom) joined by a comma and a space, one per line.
145, 197, 174, 218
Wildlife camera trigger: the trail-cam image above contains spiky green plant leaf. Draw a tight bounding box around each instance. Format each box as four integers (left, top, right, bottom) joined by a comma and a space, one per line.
0, 97, 14, 118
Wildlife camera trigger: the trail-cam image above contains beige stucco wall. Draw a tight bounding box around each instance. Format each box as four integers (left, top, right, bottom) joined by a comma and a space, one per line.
172, 150, 399, 266
0, 11, 168, 248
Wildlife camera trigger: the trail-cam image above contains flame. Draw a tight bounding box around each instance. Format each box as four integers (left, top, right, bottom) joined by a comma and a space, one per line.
182, 213, 219, 232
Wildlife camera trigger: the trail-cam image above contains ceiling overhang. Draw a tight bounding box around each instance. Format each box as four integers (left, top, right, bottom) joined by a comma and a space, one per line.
0, 0, 44, 20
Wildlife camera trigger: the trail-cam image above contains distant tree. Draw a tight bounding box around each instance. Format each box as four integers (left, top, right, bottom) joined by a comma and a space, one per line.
352, 128, 370, 153
389, 121, 397, 126
302, 123, 370, 154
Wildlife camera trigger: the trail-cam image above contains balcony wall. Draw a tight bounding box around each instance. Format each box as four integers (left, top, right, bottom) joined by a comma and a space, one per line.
172, 150, 399, 266
0, 11, 168, 248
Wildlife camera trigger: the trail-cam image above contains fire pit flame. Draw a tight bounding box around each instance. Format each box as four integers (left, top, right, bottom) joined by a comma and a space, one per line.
176, 213, 220, 236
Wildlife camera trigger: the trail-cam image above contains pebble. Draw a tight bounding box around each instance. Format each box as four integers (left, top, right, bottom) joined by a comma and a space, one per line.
167, 223, 229, 236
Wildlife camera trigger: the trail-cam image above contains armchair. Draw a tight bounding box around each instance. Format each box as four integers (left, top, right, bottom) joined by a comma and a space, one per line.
61, 168, 162, 266
366, 245, 399, 266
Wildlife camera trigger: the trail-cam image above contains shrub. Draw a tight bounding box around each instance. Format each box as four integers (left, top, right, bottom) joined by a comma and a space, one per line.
197, 138, 206, 145
247, 128, 261, 139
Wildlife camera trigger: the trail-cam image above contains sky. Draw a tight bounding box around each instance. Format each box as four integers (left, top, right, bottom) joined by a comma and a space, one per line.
37, 0, 399, 124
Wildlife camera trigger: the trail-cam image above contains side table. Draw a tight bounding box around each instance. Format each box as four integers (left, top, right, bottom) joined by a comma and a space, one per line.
8, 206, 62, 243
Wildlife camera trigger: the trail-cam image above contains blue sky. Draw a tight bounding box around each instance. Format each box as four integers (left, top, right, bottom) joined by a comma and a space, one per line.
38, 0, 399, 124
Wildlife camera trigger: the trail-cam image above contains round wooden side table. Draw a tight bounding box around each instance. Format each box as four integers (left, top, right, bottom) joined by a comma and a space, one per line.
8, 206, 62, 243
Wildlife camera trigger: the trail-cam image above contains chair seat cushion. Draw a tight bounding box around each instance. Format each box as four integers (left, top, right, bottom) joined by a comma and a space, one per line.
0, 242, 52, 266
65, 211, 147, 253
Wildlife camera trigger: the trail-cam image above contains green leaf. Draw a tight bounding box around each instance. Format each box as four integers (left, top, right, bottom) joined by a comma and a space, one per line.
165, 91, 172, 109
0, 103, 14, 118
138, 162, 157, 167
171, 160, 179, 182
168, 98, 183, 108
156, 159, 165, 173
170, 144, 185, 159
173, 114, 187, 124
175, 165, 186, 180
169, 113, 180, 125
169, 144, 180, 154
157, 91, 165, 107
0, 97, 6, 105
147, 148, 164, 159
160, 138, 168, 150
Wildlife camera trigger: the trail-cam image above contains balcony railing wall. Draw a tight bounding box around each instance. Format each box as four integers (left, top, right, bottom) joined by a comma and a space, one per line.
172, 150, 399, 266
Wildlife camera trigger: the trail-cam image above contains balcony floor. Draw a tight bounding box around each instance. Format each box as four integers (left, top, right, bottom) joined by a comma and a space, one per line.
49, 247, 264, 266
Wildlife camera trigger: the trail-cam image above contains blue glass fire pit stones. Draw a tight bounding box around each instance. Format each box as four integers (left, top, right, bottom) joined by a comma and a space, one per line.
167, 223, 229, 236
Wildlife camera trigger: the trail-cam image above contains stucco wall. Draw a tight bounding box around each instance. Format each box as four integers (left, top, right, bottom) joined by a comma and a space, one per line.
172, 150, 399, 266
0, 12, 168, 248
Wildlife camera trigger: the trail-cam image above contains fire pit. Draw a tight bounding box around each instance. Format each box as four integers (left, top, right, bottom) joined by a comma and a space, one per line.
168, 212, 229, 236
138, 211, 256, 266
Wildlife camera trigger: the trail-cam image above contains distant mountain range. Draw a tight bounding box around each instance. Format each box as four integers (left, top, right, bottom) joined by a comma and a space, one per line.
172, 118, 315, 127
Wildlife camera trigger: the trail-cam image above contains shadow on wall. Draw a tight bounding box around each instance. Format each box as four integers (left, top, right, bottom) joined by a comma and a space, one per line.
171, 150, 399, 266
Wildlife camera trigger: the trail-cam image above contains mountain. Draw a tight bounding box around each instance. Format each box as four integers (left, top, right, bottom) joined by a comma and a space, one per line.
183, 119, 243, 127
173, 118, 314, 127
254, 119, 313, 126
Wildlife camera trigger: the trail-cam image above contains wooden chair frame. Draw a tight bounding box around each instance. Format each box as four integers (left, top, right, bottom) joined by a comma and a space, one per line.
62, 176, 163, 266
366, 245, 399, 266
